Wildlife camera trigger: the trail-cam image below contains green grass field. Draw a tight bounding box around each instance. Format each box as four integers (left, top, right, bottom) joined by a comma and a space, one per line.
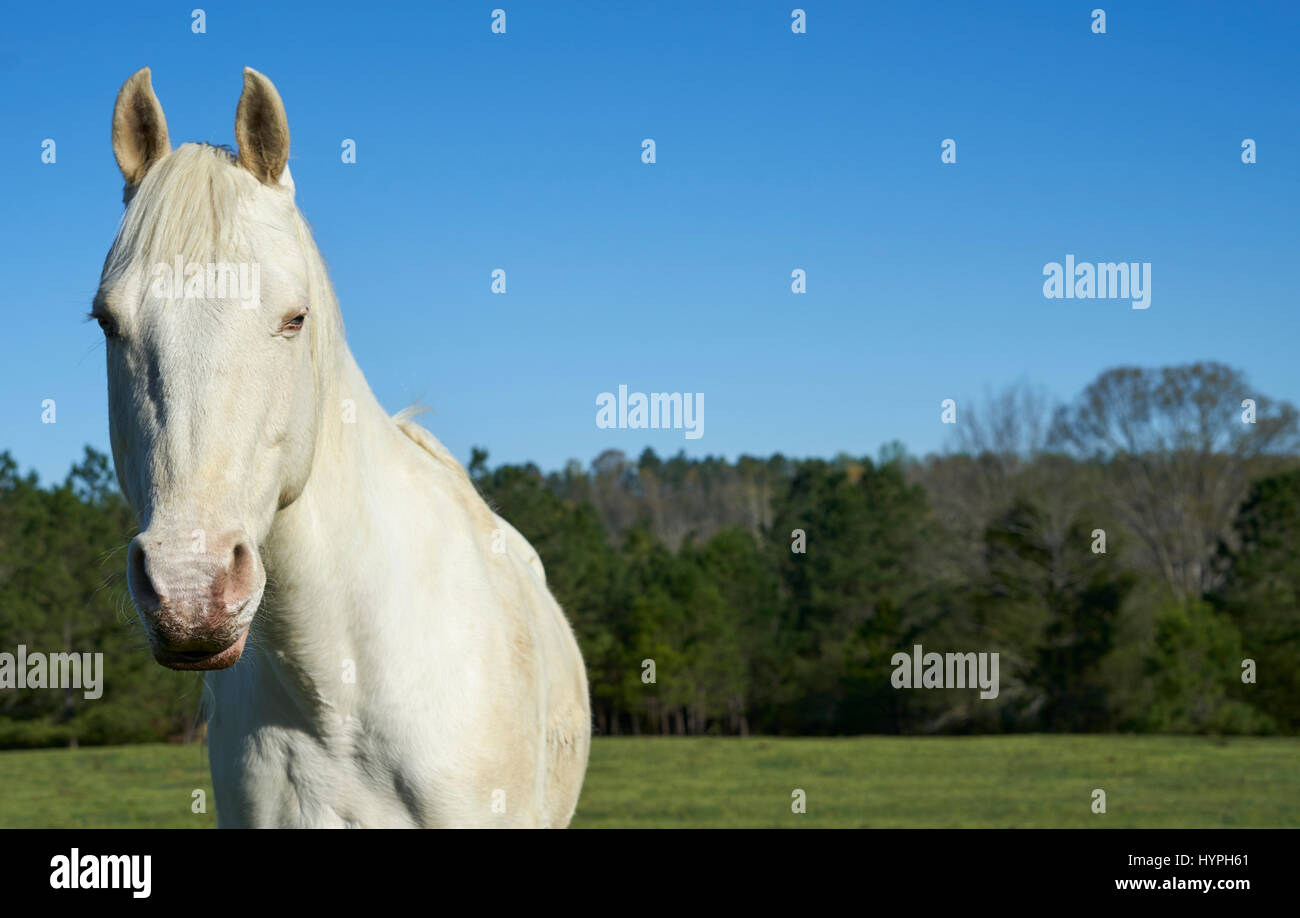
1, 735, 1296, 827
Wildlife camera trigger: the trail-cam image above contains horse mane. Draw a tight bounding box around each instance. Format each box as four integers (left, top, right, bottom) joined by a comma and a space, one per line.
102, 140, 346, 391
103, 143, 253, 284
392, 406, 547, 583
391, 406, 476, 491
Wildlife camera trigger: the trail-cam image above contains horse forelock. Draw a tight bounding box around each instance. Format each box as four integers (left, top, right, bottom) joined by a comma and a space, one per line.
103, 143, 279, 284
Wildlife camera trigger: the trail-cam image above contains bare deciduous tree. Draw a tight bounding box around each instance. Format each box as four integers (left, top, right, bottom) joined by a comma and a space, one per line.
1050, 362, 1299, 599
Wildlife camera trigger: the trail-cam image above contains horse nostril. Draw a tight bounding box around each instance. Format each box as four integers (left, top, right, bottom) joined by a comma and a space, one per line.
225, 540, 258, 605
127, 537, 161, 611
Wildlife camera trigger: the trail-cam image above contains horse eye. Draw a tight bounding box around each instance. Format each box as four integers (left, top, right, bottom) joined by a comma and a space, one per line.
96, 316, 118, 338
281, 312, 306, 333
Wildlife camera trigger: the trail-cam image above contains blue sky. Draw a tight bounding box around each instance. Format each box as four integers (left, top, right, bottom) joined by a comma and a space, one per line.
2, 0, 1298, 484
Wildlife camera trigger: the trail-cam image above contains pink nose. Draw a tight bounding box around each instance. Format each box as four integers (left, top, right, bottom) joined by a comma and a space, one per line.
128, 530, 260, 665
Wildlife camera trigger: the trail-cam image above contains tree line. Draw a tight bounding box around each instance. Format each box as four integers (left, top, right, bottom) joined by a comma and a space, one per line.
1, 361, 1296, 746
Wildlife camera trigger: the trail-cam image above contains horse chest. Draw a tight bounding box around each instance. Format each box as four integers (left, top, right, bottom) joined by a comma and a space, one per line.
211, 719, 462, 827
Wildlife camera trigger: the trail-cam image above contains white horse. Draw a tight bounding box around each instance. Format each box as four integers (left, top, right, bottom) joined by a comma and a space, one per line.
98, 67, 590, 827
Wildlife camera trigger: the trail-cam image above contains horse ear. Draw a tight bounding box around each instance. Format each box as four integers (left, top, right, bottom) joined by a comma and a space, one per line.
235, 67, 290, 185
112, 67, 170, 190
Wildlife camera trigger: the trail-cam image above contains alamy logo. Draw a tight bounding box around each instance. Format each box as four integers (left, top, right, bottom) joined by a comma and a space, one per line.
596, 385, 704, 440
150, 256, 261, 309
0, 645, 103, 699
890, 644, 1000, 699
50, 849, 151, 898
1042, 255, 1150, 309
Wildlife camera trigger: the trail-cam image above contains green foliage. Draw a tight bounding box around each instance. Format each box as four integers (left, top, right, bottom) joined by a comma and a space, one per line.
764, 457, 930, 734
0, 449, 202, 748
974, 500, 1135, 732
1, 425, 1296, 744
1212, 468, 1300, 732
1142, 600, 1272, 735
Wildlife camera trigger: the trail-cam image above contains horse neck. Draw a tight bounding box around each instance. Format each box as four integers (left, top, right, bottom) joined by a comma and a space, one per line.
250, 237, 405, 719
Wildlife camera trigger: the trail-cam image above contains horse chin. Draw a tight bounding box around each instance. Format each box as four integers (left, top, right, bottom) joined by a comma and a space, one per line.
154, 628, 250, 671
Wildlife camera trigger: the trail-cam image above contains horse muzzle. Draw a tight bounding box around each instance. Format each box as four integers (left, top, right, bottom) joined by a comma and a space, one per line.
127, 528, 263, 670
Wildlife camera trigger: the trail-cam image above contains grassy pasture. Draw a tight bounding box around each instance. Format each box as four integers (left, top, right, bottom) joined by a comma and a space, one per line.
0, 735, 1295, 828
